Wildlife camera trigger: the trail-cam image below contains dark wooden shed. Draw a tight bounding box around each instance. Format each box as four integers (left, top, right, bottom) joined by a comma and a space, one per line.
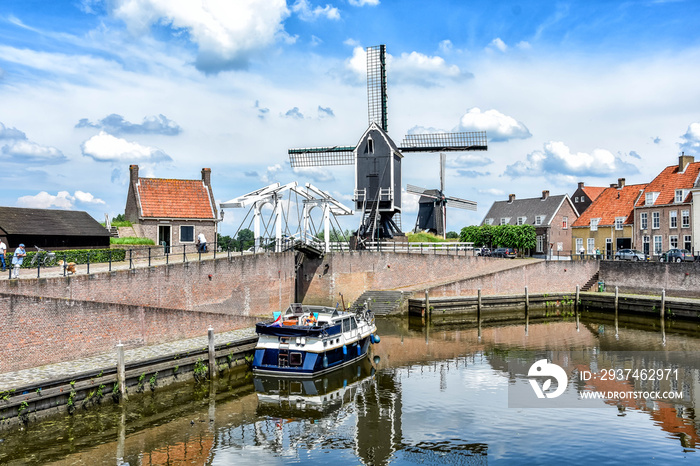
0, 206, 110, 249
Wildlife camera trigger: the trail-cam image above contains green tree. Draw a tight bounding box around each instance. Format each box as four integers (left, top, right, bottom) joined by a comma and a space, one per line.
237, 229, 254, 251
446, 231, 459, 239
314, 228, 351, 242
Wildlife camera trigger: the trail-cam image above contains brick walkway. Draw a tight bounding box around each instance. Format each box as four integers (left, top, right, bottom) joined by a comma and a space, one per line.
0, 326, 256, 391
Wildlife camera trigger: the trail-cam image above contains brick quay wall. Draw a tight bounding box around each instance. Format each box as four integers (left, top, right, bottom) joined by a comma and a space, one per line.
0, 294, 259, 374
599, 261, 700, 298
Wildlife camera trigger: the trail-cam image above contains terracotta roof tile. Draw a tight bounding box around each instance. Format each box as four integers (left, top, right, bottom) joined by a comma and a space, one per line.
581, 186, 606, 202
572, 183, 647, 227
137, 178, 215, 219
636, 162, 700, 206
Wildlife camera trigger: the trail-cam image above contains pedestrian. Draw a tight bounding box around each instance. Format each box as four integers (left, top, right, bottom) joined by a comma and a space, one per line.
197, 232, 207, 252
579, 246, 585, 260
11, 243, 26, 279
0, 238, 6, 271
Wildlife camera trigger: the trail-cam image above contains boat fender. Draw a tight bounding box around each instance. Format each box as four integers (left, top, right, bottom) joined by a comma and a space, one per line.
371, 334, 381, 344
357, 344, 361, 355
323, 355, 328, 368
343, 345, 347, 355
373, 355, 381, 364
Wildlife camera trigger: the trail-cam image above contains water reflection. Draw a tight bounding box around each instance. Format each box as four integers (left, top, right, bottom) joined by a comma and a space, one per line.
1, 313, 699, 465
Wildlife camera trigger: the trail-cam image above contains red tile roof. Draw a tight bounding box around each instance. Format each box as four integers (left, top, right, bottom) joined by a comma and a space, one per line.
572, 183, 647, 227
581, 186, 605, 202
137, 178, 216, 219
635, 162, 700, 206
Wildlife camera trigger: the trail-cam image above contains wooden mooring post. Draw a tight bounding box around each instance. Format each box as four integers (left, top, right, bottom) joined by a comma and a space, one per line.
208, 327, 217, 379
575, 284, 580, 331
614, 286, 619, 337
116, 342, 126, 400
525, 286, 529, 333
661, 289, 666, 345
477, 289, 482, 339
425, 290, 431, 318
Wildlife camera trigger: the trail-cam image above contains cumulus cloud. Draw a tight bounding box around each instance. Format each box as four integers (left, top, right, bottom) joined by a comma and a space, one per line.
488, 38, 508, 53
454, 108, 531, 142
348, 0, 379, 6
81, 131, 172, 163
254, 100, 270, 120
0, 122, 66, 164
0, 122, 26, 140
505, 141, 639, 178
318, 106, 334, 118
17, 190, 104, 209
448, 153, 493, 168
345, 46, 470, 87
478, 188, 505, 196
284, 107, 305, 119
108, 0, 290, 73
629, 150, 642, 159
457, 170, 491, 177
76, 114, 182, 135
293, 166, 335, 182
291, 0, 340, 21
679, 123, 700, 156
260, 164, 284, 183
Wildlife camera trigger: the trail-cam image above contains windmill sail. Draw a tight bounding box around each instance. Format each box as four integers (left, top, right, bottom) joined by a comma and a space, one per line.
288, 146, 355, 168
366, 45, 388, 131
400, 131, 487, 152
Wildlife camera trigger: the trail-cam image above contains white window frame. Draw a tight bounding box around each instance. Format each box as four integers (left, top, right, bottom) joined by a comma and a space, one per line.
640, 212, 648, 230
485, 218, 494, 225
500, 217, 510, 225
562, 216, 568, 229
576, 237, 583, 254
684, 235, 692, 250
517, 216, 526, 225
535, 215, 544, 225
675, 189, 685, 203
590, 218, 599, 231
575, 196, 579, 203
682, 210, 690, 228
645, 192, 659, 206
670, 235, 678, 249
652, 212, 660, 230
587, 238, 595, 254
536, 235, 544, 253
180, 225, 195, 243
653, 235, 663, 255
614, 217, 625, 230
670, 210, 677, 229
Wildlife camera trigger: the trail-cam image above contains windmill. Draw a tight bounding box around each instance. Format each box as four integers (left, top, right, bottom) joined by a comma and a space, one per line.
288, 45, 487, 243
406, 153, 477, 238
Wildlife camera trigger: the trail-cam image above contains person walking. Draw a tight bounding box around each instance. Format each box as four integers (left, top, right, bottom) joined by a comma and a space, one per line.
197, 232, 207, 252
0, 239, 6, 271
11, 243, 26, 279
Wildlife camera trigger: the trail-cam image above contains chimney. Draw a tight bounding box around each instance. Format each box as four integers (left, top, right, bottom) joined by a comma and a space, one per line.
541, 190, 549, 200
610, 183, 617, 187
202, 168, 211, 186
129, 164, 139, 185
578, 182, 584, 190
617, 178, 625, 188
508, 194, 516, 202
679, 152, 694, 172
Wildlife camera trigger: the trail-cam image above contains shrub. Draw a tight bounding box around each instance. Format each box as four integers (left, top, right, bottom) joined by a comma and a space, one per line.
20, 248, 126, 268
110, 237, 155, 245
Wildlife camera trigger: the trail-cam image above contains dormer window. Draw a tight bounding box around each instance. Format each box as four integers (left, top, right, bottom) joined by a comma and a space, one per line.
590, 218, 599, 231
645, 192, 659, 206
675, 189, 686, 203
534, 215, 544, 225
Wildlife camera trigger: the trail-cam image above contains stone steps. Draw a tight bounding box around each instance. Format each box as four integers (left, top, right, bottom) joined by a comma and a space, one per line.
582, 272, 599, 292
351, 290, 405, 315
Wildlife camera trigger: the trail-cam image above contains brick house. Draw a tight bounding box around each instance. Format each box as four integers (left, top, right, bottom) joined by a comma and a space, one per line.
124, 165, 219, 251
481, 190, 578, 257
571, 181, 605, 216
633, 155, 700, 257
571, 179, 647, 258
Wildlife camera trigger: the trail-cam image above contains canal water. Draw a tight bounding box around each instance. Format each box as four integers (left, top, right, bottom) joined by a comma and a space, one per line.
1, 312, 699, 465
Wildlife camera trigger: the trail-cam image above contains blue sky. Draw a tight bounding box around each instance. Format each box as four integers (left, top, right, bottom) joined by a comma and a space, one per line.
2, 0, 700, 236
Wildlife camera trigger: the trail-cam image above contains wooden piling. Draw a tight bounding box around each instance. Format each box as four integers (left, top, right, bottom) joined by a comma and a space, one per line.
477, 289, 482, 338
425, 290, 431, 317
614, 286, 619, 320
208, 327, 217, 379
575, 285, 580, 317
116, 343, 126, 400
661, 289, 666, 320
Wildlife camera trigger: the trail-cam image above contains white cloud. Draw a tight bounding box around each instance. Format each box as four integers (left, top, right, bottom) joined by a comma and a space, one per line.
2, 140, 67, 164
348, 0, 379, 6
81, 131, 172, 163
488, 38, 508, 53
478, 188, 505, 196
74, 190, 106, 204
17, 191, 73, 209
291, 0, 340, 21
293, 166, 335, 182
505, 141, 639, 177
261, 164, 284, 183
454, 108, 532, 142
109, 0, 290, 73
679, 123, 700, 156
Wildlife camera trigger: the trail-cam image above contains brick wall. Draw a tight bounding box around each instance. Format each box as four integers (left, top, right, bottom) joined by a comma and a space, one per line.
600, 261, 700, 298
0, 253, 296, 316
298, 252, 599, 306
0, 294, 258, 373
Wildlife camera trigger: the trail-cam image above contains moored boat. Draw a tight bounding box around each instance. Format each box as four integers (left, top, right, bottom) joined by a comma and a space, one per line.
252, 303, 380, 376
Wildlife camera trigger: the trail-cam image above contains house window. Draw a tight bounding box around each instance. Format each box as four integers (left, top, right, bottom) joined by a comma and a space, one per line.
615, 217, 624, 230
652, 212, 660, 229
500, 217, 510, 225
587, 238, 595, 254
684, 235, 692, 250
576, 238, 583, 254
517, 216, 526, 225
575, 196, 579, 203
645, 192, 659, 206
484, 218, 494, 225
640, 212, 648, 230
581, 195, 586, 201
643, 235, 650, 255
682, 210, 690, 228
536, 235, 544, 253
670, 210, 677, 229
675, 189, 685, 203
367, 137, 374, 153
590, 218, 599, 231
653, 235, 663, 255
535, 215, 544, 225
180, 225, 195, 243
562, 216, 568, 229
670, 235, 678, 249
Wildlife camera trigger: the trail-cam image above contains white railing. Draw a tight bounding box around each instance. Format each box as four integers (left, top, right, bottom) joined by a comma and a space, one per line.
327, 241, 474, 254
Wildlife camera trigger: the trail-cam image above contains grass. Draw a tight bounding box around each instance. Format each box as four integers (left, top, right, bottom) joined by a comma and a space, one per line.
110, 237, 156, 245
100, 220, 132, 228
406, 232, 455, 243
